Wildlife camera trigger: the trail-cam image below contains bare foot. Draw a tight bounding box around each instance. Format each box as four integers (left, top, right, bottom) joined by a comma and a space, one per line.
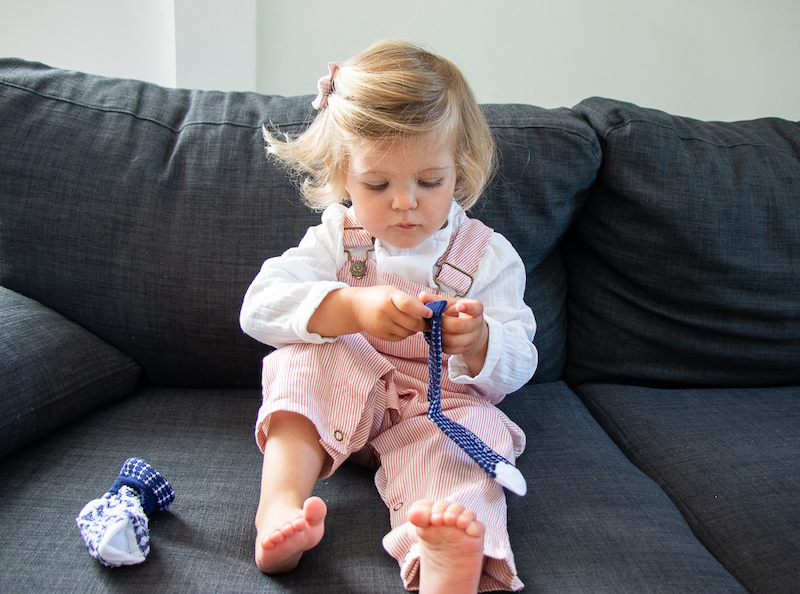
408, 499, 486, 594
255, 496, 327, 573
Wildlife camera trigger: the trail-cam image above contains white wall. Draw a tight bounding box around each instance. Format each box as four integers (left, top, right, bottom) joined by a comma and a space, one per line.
0, 0, 176, 87
174, 0, 257, 91
256, 0, 800, 121
1, 0, 798, 122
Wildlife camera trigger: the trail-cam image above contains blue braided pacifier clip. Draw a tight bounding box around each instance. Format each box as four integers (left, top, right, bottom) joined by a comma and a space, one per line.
424, 300, 526, 496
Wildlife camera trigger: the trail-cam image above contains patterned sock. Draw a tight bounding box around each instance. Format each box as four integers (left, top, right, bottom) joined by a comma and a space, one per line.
76, 458, 175, 567
424, 300, 527, 496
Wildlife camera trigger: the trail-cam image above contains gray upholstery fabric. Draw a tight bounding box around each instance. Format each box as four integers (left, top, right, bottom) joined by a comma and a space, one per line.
565, 97, 800, 388
498, 382, 744, 593
3, 60, 783, 593
474, 105, 600, 381
0, 60, 597, 388
0, 388, 398, 593
0, 59, 318, 388
577, 383, 800, 594
0, 287, 141, 457
0, 383, 743, 593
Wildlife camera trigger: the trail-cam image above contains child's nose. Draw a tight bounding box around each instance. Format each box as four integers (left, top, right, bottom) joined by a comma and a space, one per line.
392, 185, 417, 210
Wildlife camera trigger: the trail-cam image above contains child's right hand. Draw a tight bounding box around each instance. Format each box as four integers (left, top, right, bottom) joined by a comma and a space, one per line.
352, 285, 433, 341
308, 285, 432, 342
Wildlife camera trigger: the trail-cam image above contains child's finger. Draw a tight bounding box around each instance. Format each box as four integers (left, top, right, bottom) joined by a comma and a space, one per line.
419, 291, 445, 304
455, 299, 484, 318
392, 291, 433, 321
418, 292, 451, 308
419, 292, 461, 315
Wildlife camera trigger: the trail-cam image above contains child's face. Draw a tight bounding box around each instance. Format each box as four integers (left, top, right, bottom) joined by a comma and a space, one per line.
345, 136, 456, 250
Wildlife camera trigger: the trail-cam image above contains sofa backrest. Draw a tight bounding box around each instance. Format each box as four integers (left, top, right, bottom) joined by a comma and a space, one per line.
565, 97, 800, 388
471, 105, 600, 381
0, 60, 317, 387
0, 59, 599, 387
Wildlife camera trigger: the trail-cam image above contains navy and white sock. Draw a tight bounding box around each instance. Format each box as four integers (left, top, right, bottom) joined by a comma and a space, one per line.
76, 457, 175, 567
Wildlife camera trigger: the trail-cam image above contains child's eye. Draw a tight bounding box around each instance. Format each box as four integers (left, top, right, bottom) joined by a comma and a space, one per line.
419, 179, 443, 189
365, 182, 389, 191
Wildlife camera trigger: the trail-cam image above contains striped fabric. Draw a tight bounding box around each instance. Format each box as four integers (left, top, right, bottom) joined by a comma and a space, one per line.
342, 210, 493, 298
423, 299, 526, 496
256, 210, 525, 592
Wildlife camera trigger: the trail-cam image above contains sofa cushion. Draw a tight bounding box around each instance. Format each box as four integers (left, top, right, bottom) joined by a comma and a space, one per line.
0, 59, 320, 387
577, 383, 800, 593
0, 382, 744, 592
0, 287, 141, 457
0, 60, 599, 387
498, 382, 744, 592
565, 97, 800, 387
477, 105, 600, 382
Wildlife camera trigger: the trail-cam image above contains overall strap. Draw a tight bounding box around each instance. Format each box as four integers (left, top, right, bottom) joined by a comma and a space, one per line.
342, 208, 494, 298
343, 211, 374, 247
434, 218, 494, 298
342, 210, 375, 281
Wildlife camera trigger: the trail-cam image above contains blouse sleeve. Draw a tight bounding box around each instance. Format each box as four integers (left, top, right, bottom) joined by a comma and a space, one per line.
446, 231, 538, 402
239, 206, 350, 349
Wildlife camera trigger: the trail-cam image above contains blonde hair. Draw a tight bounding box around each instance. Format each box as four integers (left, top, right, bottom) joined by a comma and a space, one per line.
264, 39, 496, 211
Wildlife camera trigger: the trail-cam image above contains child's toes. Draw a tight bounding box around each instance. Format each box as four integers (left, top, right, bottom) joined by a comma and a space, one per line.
429, 499, 452, 525
303, 496, 327, 526
442, 502, 466, 526
454, 508, 477, 531
408, 499, 436, 528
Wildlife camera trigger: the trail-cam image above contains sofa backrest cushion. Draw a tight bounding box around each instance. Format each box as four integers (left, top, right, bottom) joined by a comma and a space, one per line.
0, 60, 318, 387
565, 97, 800, 388
0, 59, 599, 387
473, 105, 600, 382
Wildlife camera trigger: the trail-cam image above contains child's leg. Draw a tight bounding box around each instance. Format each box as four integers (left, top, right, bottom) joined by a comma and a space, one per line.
407, 499, 486, 594
255, 411, 328, 574
375, 394, 526, 592
254, 337, 399, 572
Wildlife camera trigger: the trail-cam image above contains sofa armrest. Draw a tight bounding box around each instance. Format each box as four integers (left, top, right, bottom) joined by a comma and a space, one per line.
0, 287, 141, 458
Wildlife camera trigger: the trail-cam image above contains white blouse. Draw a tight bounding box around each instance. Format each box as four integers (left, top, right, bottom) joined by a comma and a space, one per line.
240, 201, 538, 397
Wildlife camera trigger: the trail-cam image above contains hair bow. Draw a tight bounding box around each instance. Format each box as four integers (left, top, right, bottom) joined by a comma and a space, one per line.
311, 62, 339, 110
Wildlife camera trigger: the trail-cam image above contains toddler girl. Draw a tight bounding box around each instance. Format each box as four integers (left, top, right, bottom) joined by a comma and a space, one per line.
240, 39, 537, 593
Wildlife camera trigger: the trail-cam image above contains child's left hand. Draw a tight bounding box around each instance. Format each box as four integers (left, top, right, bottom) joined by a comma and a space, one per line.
420, 292, 489, 376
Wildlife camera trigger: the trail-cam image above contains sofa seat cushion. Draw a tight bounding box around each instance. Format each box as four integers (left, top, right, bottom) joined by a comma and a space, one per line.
565, 97, 800, 388
577, 382, 800, 593
0, 287, 141, 457
498, 382, 745, 592
0, 383, 743, 592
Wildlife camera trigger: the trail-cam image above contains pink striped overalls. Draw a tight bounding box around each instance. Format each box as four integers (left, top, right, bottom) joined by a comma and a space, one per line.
256, 207, 525, 592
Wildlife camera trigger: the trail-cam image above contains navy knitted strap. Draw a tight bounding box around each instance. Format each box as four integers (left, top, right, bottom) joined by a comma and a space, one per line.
109, 457, 176, 515
424, 301, 526, 496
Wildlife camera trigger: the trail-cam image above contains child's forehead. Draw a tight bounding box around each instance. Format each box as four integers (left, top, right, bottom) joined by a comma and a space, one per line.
349, 136, 455, 174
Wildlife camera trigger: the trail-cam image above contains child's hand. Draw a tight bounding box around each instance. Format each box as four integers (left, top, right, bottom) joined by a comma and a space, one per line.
309, 286, 432, 341
352, 286, 433, 342
420, 293, 489, 376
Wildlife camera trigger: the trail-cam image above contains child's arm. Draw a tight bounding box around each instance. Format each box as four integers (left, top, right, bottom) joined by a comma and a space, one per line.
420, 232, 538, 399
308, 285, 433, 342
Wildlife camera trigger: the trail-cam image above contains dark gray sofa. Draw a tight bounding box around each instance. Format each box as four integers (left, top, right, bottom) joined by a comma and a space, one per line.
1, 58, 798, 593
